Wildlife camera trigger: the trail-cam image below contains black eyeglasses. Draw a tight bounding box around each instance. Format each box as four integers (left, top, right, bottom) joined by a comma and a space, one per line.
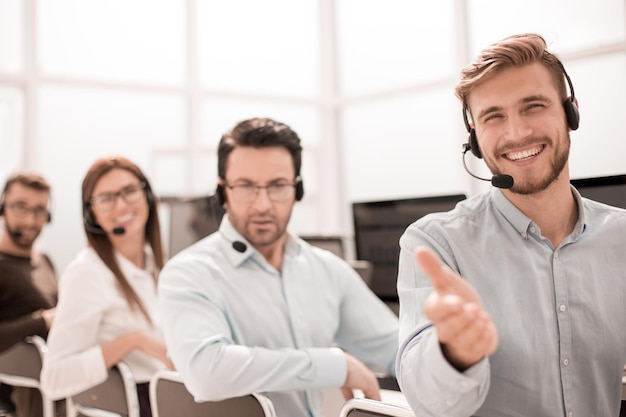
5, 202, 50, 220
224, 177, 301, 202
89, 182, 146, 212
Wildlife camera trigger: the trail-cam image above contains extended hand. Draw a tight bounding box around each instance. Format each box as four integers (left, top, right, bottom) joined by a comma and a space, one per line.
416, 247, 498, 371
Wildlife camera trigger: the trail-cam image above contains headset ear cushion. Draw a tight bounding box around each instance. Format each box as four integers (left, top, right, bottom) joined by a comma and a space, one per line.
83, 206, 94, 227
295, 179, 304, 201
83, 211, 91, 227
216, 184, 225, 206
468, 129, 482, 159
564, 99, 580, 131
146, 189, 155, 208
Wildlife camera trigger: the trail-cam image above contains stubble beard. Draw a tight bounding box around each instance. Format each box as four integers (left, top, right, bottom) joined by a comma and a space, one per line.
485, 133, 570, 195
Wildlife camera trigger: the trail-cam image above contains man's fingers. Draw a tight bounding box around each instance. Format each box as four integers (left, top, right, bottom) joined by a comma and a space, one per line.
361, 383, 381, 401
340, 386, 354, 401
424, 293, 463, 323
415, 246, 458, 293
440, 310, 499, 366
426, 297, 475, 340
416, 246, 483, 307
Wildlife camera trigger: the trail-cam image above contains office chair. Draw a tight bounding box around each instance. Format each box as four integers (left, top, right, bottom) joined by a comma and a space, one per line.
149, 369, 277, 417
622, 364, 625, 400
339, 398, 415, 417
70, 361, 139, 417
0, 335, 55, 417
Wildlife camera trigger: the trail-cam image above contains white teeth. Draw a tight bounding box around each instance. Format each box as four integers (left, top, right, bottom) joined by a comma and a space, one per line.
506, 145, 542, 161
116, 213, 134, 223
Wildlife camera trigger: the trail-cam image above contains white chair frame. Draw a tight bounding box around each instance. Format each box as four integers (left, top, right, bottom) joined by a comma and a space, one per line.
149, 369, 276, 417
339, 398, 415, 417
0, 335, 55, 417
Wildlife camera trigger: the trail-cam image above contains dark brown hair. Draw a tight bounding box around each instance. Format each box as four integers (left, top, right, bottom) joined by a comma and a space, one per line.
2, 172, 51, 196
217, 117, 303, 180
82, 156, 164, 322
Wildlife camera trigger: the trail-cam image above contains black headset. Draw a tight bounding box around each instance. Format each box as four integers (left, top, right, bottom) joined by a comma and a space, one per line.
463, 61, 580, 159
216, 177, 304, 206
0, 191, 52, 223
83, 180, 155, 232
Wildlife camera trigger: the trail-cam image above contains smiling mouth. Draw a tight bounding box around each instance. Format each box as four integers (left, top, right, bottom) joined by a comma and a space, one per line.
504, 145, 544, 161
116, 213, 134, 224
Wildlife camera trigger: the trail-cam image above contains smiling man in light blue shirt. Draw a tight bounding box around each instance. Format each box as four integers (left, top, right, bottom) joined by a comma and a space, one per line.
396, 34, 626, 417
159, 117, 399, 417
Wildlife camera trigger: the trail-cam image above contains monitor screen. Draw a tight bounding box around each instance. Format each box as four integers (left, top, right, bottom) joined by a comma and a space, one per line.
570, 174, 626, 209
352, 194, 467, 300
161, 199, 348, 258
300, 235, 345, 259
161, 195, 225, 256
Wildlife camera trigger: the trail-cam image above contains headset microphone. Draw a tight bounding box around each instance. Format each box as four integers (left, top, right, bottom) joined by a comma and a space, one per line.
219, 231, 248, 253
231, 241, 247, 253
84, 218, 127, 236
112, 227, 126, 235
3, 221, 23, 239
462, 144, 514, 189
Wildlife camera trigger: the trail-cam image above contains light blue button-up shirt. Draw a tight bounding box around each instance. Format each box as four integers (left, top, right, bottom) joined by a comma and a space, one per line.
396, 186, 626, 417
159, 215, 399, 417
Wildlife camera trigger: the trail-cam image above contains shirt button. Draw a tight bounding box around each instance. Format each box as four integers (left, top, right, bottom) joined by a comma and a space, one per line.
568, 412, 572, 417
446, 400, 453, 406
529, 226, 536, 233
554, 252, 559, 259
460, 379, 469, 387
521, 233, 527, 239
559, 304, 567, 312
563, 358, 569, 366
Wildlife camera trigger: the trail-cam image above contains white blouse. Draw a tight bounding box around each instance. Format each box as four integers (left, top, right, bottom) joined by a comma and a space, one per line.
41, 246, 166, 400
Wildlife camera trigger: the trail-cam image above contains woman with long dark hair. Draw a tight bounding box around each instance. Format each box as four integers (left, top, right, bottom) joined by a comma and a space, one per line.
41, 156, 172, 417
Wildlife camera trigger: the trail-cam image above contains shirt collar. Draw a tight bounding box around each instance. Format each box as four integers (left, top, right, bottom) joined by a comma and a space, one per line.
218, 214, 301, 268
218, 214, 254, 267
114, 244, 157, 277
490, 185, 587, 240
569, 185, 588, 237
490, 188, 532, 237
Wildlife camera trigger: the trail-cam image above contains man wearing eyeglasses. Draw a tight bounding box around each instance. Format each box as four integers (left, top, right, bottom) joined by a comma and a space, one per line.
0, 172, 58, 417
159, 117, 399, 417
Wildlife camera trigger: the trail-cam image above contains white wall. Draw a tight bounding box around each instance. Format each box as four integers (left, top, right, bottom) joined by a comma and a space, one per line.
1, 0, 625, 271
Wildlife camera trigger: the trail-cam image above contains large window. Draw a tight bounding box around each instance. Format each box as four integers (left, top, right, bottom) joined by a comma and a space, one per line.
1, 0, 625, 269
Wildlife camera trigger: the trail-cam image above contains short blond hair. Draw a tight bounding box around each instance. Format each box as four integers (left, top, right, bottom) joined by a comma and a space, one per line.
455, 33, 568, 109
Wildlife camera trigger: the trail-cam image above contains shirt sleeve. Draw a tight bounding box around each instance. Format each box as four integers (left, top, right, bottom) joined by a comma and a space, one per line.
0, 311, 48, 354
40, 259, 110, 400
330, 257, 399, 377
158, 257, 349, 402
395, 224, 490, 416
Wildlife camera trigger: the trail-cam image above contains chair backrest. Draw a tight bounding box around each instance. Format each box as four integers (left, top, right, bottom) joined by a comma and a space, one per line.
0, 336, 55, 417
339, 398, 415, 417
71, 361, 139, 417
0, 336, 45, 385
149, 370, 276, 417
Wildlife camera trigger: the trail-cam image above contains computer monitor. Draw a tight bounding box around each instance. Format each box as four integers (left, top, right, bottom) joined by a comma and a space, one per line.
352, 194, 467, 301
161, 195, 225, 256
300, 235, 345, 259
162, 199, 350, 259
570, 174, 626, 209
